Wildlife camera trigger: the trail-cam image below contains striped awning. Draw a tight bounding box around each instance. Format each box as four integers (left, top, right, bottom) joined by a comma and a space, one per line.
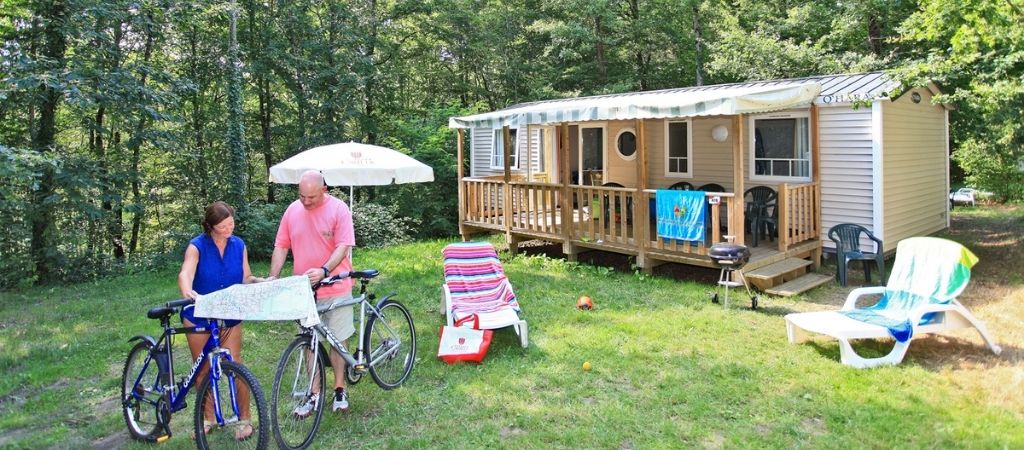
449, 82, 822, 129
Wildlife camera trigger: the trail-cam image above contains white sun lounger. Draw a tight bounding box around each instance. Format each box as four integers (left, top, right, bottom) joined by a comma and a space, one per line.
785, 237, 1001, 368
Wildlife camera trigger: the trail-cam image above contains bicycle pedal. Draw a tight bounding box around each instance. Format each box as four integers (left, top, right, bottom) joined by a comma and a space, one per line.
354, 364, 368, 373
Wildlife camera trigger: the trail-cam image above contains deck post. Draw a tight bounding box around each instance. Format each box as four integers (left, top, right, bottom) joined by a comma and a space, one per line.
733, 114, 745, 245
525, 124, 532, 181
635, 118, 651, 273
503, 126, 515, 255
777, 183, 789, 252
812, 182, 822, 268
810, 104, 823, 267
457, 128, 467, 240
559, 122, 577, 261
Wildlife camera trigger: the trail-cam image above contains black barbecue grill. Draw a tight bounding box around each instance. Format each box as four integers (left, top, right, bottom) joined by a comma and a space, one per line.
709, 241, 758, 309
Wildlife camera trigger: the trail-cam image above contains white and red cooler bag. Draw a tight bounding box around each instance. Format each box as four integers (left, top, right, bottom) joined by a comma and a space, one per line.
437, 314, 493, 364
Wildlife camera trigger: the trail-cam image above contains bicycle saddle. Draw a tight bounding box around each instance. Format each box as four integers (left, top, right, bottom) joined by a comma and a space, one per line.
352, 269, 379, 279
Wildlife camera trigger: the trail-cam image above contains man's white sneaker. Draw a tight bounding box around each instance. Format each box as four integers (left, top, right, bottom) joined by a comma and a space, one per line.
332, 389, 349, 412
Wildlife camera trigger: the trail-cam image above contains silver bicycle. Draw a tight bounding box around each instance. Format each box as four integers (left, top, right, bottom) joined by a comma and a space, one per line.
270, 269, 416, 450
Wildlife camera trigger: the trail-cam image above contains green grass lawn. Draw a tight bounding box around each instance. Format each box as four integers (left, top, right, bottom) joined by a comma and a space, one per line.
1, 206, 1022, 449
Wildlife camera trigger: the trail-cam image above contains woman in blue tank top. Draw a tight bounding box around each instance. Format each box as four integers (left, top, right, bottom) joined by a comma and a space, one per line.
177, 201, 262, 440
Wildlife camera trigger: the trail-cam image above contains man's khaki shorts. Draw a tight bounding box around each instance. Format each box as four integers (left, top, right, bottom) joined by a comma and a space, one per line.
319, 294, 355, 342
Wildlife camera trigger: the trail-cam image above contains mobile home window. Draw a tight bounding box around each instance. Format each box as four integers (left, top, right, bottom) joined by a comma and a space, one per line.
664, 121, 692, 177
578, 126, 605, 185
750, 113, 810, 180
616, 129, 637, 160
536, 129, 546, 172
491, 128, 518, 169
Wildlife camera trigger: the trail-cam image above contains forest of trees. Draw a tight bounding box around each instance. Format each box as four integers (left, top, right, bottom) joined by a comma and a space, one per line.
1, 0, 1021, 288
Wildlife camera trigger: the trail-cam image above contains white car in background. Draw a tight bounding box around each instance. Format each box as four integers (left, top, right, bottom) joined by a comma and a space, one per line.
949, 188, 978, 207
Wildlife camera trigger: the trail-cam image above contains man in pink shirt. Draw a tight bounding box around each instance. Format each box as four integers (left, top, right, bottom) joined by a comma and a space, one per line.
268, 170, 356, 415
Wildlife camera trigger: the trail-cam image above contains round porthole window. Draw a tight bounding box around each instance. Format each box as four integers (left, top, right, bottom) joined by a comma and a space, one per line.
616, 129, 637, 160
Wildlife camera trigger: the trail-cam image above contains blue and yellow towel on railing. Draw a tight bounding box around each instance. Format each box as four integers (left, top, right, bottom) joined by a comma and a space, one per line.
656, 190, 706, 242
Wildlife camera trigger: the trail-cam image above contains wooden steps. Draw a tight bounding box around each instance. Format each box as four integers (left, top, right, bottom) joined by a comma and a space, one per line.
765, 273, 833, 297
743, 256, 832, 296
744, 257, 812, 290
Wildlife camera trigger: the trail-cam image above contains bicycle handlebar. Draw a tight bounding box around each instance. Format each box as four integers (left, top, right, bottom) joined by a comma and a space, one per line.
166, 298, 194, 308
146, 298, 194, 320
318, 269, 379, 286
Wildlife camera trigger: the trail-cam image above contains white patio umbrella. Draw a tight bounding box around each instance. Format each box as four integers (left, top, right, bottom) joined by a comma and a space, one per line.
269, 142, 435, 207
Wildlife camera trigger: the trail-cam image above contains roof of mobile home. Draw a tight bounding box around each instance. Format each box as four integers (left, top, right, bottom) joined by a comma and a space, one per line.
449, 72, 941, 129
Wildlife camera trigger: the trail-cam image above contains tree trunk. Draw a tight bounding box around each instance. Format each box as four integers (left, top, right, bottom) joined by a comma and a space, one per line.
364, 0, 378, 145
94, 106, 126, 259
286, 27, 309, 148
29, 0, 68, 278
87, 105, 99, 258
225, 2, 247, 211
246, 0, 275, 203
693, 5, 703, 86
259, 77, 275, 203
626, 0, 648, 91
594, 16, 607, 86
129, 130, 144, 255
129, 12, 158, 254
189, 27, 209, 201
635, 47, 649, 90
867, 14, 882, 56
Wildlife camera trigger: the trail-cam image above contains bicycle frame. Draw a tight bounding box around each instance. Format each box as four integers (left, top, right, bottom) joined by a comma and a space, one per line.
129, 316, 241, 427
304, 281, 403, 374
307, 294, 371, 370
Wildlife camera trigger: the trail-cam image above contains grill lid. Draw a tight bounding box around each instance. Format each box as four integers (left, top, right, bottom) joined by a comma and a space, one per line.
708, 243, 751, 267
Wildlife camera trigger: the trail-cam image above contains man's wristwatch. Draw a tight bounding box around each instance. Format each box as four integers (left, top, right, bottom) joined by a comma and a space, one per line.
321, 266, 330, 278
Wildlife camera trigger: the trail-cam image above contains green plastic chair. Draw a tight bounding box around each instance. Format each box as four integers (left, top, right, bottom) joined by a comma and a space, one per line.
743, 186, 776, 247
828, 223, 885, 287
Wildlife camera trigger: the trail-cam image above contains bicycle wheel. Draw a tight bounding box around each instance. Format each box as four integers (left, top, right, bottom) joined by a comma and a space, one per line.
121, 341, 164, 441
365, 300, 416, 389
271, 337, 326, 450
195, 359, 269, 450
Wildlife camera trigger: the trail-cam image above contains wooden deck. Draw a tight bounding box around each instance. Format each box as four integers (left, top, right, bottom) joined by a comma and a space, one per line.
459, 178, 824, 289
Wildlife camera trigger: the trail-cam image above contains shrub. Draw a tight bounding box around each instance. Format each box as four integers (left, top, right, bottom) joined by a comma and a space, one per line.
353, 202, 419, 248
237, 202, 288, 260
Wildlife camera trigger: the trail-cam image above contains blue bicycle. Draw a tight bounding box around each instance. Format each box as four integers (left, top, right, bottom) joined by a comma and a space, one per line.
121, 298, 269, 449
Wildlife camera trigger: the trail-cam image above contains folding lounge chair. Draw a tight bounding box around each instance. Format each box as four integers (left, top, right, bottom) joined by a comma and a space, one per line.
785, 237, 1001, 368
441, 242, 528, 348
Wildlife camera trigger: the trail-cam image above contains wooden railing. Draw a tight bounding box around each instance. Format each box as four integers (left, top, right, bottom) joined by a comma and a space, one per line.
776, 182, 820, 252
463, 178, 504, 227
463, 177, 564, 237
460, 177, 817, 258
508, 181, 562, 237
566, 185, 637, 246
641, 190, 737, 256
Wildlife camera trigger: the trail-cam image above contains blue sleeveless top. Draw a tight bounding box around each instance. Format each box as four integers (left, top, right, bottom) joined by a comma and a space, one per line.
181, 234, 245, 329
190, 234, 245, 294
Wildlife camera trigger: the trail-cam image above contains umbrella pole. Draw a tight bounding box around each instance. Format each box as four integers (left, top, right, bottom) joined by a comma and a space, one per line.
350, 185, 354, 209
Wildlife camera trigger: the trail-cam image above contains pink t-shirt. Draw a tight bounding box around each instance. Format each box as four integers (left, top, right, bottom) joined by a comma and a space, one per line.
275, 194, 356, 298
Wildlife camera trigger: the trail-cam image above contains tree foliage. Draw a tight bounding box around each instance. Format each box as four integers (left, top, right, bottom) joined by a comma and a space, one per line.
896, 0, 1024, 200
1, 0, 1020, 288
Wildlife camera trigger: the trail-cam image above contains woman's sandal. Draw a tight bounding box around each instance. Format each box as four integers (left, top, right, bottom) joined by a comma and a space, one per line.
191, 420, 215, 440
234, 420, 254, 442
